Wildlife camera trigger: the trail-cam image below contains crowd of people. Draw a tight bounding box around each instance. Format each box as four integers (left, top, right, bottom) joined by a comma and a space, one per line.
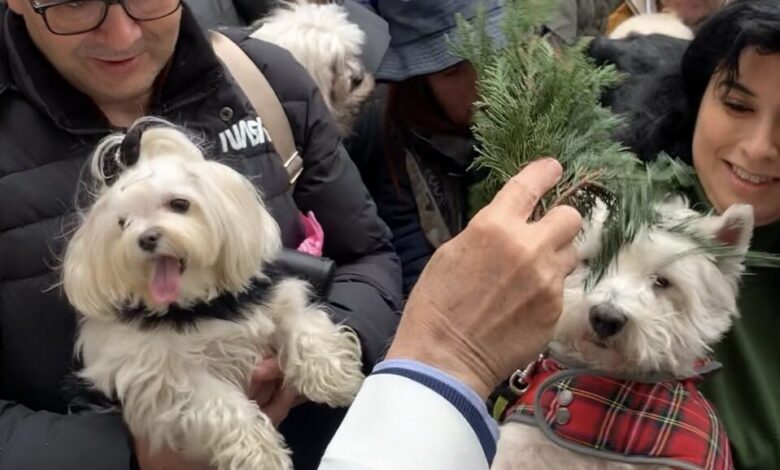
0, 0, 777, 469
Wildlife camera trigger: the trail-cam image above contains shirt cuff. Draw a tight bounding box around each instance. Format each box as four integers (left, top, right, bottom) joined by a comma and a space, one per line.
372, 359, 499, 464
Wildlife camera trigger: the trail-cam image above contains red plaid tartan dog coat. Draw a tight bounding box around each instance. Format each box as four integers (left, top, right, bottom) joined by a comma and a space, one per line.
496, 357, 733, 470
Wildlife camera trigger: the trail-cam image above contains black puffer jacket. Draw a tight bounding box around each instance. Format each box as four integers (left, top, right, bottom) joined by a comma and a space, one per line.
0, 5, 401, 470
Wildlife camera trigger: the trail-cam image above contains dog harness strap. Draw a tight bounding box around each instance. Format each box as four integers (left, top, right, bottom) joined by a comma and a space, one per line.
209, 31, 303, 187
501, 358, 734, 470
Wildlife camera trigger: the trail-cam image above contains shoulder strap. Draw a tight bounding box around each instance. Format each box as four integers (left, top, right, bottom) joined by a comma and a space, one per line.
209, 30, 303, 185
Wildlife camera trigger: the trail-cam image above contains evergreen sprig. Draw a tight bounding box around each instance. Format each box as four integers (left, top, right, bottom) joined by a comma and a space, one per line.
453, 0, 780, 280
454, 0, 638, 219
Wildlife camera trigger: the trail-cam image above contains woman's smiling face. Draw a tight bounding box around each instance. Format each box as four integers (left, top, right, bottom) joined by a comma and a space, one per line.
692, 48, 780, 226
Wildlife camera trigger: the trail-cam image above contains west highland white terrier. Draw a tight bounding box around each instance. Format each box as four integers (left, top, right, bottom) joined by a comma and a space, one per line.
492, 198, 751, 470
251, 0, 375, 135
62, 120, 364, 470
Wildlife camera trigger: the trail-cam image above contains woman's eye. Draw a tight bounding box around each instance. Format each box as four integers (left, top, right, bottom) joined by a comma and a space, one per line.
722, 100, 753, 114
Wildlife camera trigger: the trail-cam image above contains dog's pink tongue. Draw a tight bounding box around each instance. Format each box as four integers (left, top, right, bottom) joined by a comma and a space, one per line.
150, 257, 181, 305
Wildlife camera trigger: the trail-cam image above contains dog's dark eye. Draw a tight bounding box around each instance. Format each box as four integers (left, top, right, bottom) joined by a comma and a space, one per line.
653, 276, 671, 289
118, 217, 127, 230
350, 74, 364, 90
169, 198, 190, 214
581, 258, 590, 267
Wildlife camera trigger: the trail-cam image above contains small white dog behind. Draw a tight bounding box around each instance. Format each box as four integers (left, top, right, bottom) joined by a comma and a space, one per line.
492, 199, 750, 470
251, 0, 375, 135
62, 120, 364, 470
609, 13, 694, 40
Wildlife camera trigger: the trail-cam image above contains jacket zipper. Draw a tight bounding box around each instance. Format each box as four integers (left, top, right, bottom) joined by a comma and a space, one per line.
154, 81, 222, 117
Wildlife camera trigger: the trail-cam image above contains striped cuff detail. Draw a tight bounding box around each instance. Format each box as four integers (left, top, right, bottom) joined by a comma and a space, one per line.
372, 359, 498, 464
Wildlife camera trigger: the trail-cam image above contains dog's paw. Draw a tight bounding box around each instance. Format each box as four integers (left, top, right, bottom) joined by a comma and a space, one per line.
286, 325, 364, 407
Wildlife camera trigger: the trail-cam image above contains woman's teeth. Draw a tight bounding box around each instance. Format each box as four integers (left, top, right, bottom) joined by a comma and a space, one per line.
731, 163, 775, 184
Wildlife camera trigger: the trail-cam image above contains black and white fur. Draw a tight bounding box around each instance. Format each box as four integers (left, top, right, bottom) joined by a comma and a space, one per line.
62, 122, 364, 470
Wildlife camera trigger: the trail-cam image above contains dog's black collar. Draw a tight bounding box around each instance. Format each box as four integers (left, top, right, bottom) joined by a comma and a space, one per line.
118, 273, 284, 332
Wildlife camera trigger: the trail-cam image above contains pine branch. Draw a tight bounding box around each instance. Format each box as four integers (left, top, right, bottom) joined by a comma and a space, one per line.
455, 0, 779, 283
455, 0, 635, 221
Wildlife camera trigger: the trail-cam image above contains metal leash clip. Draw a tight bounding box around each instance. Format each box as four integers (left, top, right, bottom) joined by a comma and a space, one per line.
508, 353, 546, 395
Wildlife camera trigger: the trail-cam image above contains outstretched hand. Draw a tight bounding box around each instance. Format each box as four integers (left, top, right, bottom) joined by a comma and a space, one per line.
387, 158, 582, 398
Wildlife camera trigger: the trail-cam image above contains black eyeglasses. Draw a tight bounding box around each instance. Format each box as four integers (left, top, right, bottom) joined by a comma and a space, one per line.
31, 0, 183, 36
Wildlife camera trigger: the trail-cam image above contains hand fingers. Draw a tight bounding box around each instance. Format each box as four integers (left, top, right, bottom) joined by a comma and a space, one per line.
557, 242, 579, 276
263, 387, 300, 427
274, 387, 300, 409
249, 358, 283, 404
534, 204, 583, 250
250, 380, 279, 407
490, 158, 563, 219
254, 357, 283, 381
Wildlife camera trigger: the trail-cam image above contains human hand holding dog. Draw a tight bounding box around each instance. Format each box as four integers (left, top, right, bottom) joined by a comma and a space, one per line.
133, 357, 306, 470
133, 437, 212, 470
386, 158, 582, 399
249, 357, 307, 427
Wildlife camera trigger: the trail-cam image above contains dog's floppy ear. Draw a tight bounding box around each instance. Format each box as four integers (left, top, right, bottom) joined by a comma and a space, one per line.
197, 161, 282, 290
694, 204, 754, 280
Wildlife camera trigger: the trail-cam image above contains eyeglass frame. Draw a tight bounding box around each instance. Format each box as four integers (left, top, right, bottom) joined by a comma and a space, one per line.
30, 0, 183, 36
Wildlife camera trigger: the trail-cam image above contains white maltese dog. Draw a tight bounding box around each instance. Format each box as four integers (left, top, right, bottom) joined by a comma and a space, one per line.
251, 0, 375, 135
492, 199, 750, 470
62, 120, 364, 470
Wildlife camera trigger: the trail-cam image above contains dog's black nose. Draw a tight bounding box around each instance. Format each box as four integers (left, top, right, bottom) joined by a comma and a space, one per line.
589, 304, 627, 340
138, 229, 162, 252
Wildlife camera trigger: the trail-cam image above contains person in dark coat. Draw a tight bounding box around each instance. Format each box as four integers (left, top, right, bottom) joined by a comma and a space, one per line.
0, 1, 402, 469
347, 0, 503, 296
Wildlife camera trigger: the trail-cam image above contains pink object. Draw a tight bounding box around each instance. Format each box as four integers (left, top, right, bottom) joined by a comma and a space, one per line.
297, 211, 324, 256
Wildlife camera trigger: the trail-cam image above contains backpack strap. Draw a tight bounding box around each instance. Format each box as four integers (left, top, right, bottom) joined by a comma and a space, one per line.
209, 30, 304, 186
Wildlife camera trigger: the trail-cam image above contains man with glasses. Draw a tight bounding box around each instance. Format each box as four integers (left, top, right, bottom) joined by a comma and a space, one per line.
0, 1, 402, 469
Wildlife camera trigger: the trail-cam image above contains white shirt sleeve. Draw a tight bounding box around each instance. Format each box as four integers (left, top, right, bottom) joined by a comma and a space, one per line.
319, 360, 498, 470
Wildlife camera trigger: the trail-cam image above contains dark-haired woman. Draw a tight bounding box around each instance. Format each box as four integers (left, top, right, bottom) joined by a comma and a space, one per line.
592, 1, 780, 467
347, 1, 502, 296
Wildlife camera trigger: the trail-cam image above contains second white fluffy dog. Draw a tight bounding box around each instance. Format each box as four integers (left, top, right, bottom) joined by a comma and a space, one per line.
251, 0, 375, 135
62, 121, 364, 470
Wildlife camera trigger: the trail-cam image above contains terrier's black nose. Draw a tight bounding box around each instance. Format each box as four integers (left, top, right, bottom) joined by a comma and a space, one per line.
138, 229, 162, 252
589, 304, 628, 340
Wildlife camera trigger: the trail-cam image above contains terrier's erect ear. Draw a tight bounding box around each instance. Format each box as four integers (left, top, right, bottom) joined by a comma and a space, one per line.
694, 204, 754, 280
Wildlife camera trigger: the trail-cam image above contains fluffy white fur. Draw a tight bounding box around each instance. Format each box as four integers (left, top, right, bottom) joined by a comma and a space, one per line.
251, 0, 375, 135
493, 199, 754, 470
609, 13, 694, 40
63, 122, 364, 470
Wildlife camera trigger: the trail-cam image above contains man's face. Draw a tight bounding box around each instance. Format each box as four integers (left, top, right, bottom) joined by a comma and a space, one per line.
6, 0, 182, 108
662, 0, 723, 27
